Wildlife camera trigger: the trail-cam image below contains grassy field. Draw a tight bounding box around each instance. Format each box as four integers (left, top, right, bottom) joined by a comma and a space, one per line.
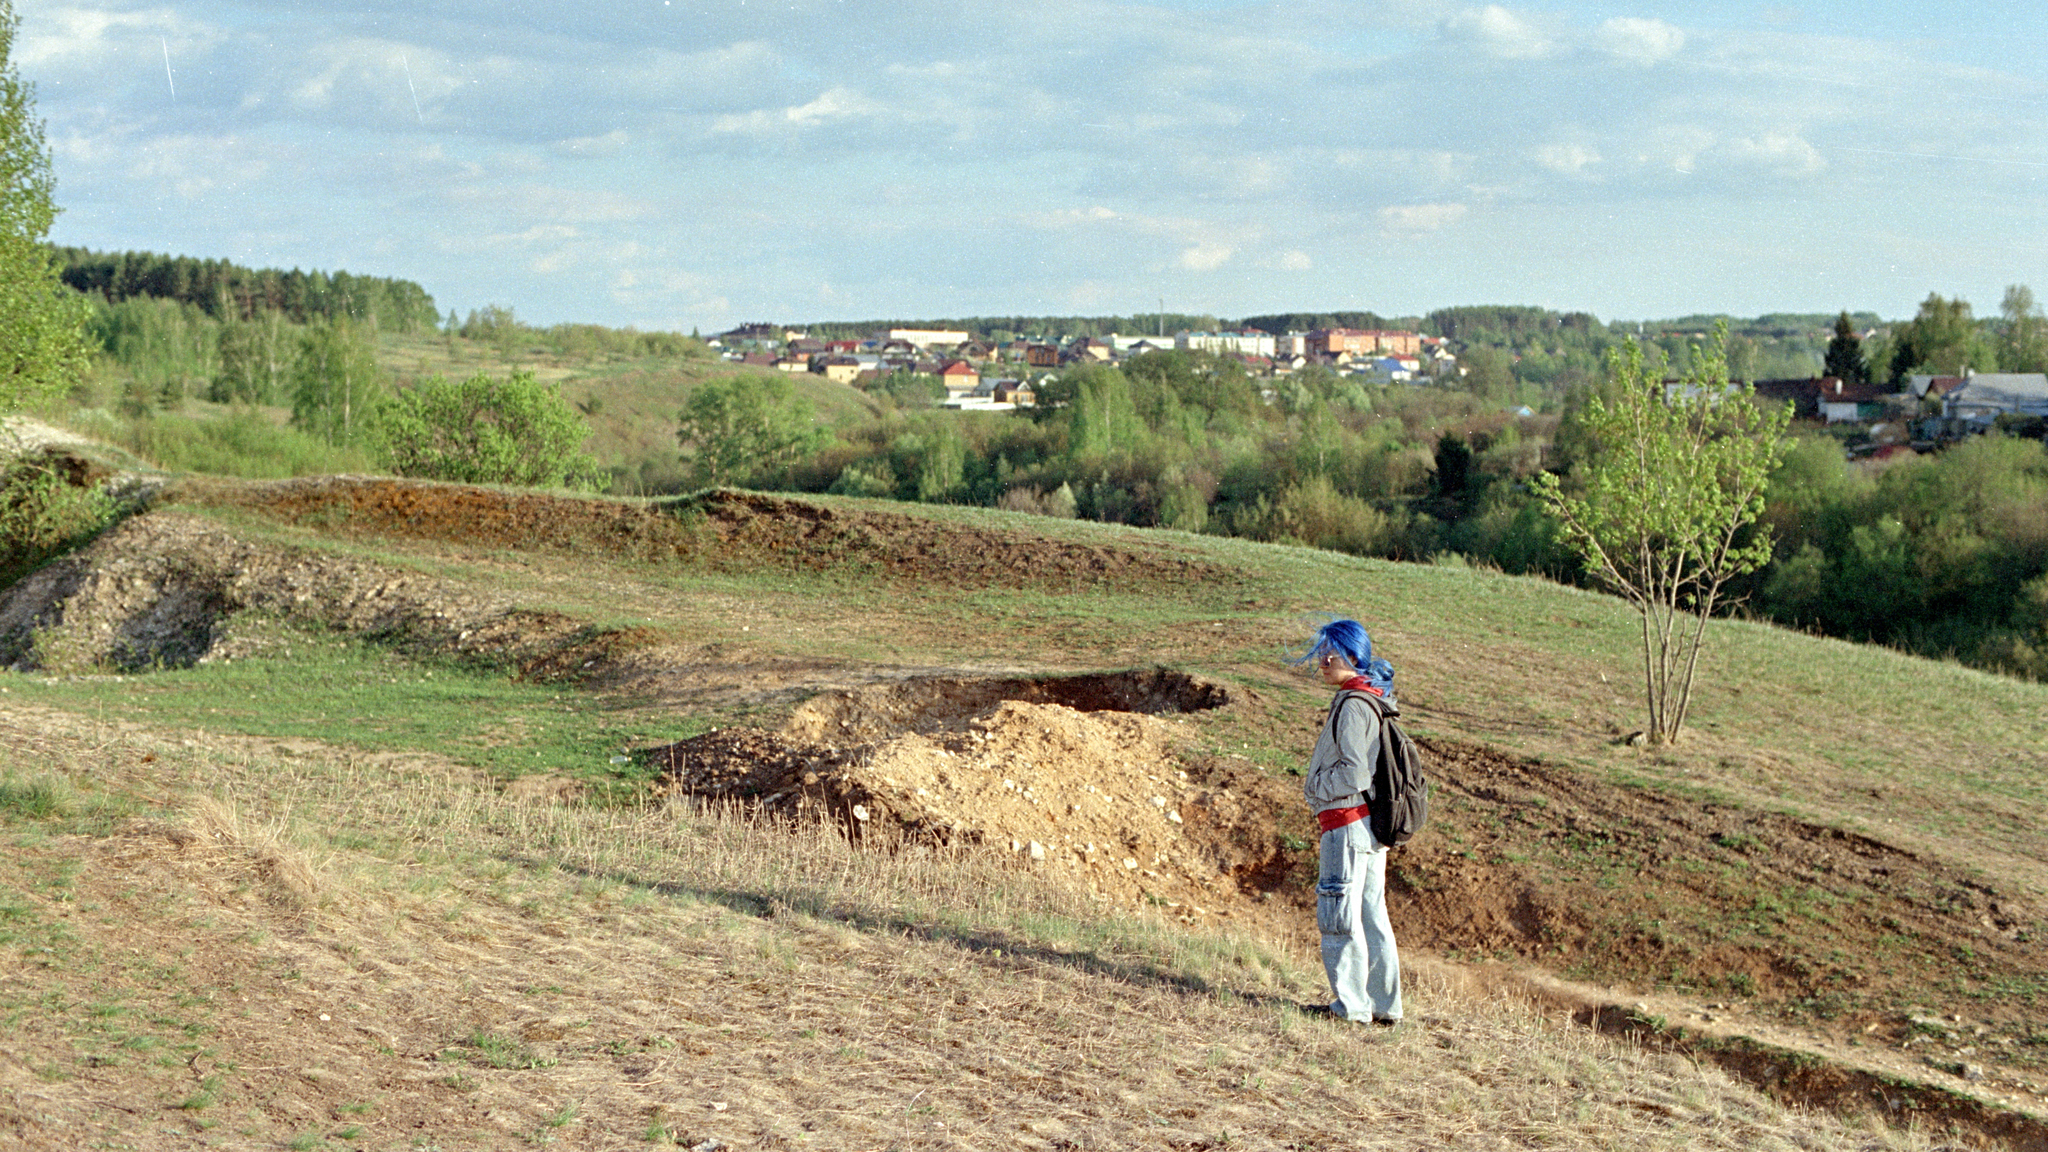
51, 328, 878, 495
3, 471, 2047, 1148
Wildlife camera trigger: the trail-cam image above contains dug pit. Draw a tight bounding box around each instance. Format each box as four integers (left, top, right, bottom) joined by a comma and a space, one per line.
644, 670, 1302, 921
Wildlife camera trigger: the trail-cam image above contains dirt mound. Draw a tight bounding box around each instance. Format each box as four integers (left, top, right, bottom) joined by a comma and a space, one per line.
1396, 738, 2048, 1037
177, 476, 1234, 590
683, 489, 1234, 589
0, 510, 595, 673
646, 672, 1294, 920
178, 474, 708, 566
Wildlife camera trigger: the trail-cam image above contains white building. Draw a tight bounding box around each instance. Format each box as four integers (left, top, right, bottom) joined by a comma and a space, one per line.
879, 328, 970, 349
1174, 329, 1277, 358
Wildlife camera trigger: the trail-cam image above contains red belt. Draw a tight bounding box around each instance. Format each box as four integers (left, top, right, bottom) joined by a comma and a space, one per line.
1318, 804, 1369, 832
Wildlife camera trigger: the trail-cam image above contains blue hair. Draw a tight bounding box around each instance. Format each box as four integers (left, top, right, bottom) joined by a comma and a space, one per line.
1294, 617, 1396, 699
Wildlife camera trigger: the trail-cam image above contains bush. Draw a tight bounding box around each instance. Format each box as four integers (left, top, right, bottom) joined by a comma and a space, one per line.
379, 370, 603, 490
0, 450, 118, 585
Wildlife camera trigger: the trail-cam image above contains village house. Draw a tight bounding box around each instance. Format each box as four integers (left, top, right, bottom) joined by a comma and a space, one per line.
939, 359, 981, 397
1814, 375, 1895, 423
992, 380, 1034, 405
1941, 373, 2048, 431
816, 354, 866, 385
1068, 336, 1116, 363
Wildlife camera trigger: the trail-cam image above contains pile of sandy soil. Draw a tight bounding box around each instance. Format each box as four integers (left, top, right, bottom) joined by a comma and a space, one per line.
645, 673, 1299, 921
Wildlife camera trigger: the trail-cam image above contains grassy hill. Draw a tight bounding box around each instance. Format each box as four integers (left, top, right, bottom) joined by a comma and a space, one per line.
1, 471, 2045, 1148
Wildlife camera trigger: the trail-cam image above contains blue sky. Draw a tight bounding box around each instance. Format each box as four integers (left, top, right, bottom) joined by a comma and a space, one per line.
15, 0, 2048, 332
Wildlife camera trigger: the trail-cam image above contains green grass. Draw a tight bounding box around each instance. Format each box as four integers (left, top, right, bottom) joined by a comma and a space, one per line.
98, 407, 380, 480
0, 776, 68, 821
5, 627, 693, 785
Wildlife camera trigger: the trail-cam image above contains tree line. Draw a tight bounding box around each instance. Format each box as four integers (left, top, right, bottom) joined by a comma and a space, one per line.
51, 245, 443, 333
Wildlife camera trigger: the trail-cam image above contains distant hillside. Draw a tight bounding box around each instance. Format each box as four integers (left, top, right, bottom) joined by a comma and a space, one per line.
50, 245, 442, 334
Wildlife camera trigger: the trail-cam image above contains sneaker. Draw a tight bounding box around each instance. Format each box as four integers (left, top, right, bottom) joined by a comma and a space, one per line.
1370, 1015, 1401, 1027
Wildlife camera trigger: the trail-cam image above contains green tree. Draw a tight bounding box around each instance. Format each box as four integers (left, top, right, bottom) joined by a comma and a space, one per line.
1533, 322, 1791, 744
0, 0, 89, 412
1821, 311, 1869, 385
378, 369, 602, 489
675, 373, 822, 487
1458, 345, 1515, 403
1998, 284, 2047, 373
289, 316, 387, 445
1887, 293, 1993, 385
210, 309, 294, 404
1068, 366, 1142, 460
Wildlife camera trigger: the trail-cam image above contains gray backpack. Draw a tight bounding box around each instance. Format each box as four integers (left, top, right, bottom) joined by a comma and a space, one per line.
1338, 689, 1430, 848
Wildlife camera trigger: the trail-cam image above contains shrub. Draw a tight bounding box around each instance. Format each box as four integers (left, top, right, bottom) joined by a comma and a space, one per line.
379, 369, 603, 490
0, 450, 118, 585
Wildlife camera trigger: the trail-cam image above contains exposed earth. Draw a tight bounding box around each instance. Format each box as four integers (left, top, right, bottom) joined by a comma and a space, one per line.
5, 472, 2048, 1145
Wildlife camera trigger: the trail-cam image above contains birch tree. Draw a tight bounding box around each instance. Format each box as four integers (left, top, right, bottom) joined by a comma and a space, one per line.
290, 317, 387, 445
0, 0, 88, 413
1534, 321, 1791, 744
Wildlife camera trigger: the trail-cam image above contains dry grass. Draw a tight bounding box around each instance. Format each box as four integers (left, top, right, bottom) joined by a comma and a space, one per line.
0, 704, 1954, 1151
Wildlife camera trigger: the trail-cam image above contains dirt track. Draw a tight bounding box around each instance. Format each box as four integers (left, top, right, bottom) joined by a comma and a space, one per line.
6, 475, 2048, 1140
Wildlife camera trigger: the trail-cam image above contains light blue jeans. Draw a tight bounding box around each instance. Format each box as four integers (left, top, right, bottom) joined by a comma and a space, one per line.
1316, 818, 1402, 1022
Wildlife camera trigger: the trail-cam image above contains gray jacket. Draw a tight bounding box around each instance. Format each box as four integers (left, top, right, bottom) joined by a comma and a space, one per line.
1304, 690, 1383, 814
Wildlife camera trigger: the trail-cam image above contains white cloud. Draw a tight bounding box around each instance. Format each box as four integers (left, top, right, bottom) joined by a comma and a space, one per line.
16, 6, 212, 68
1444, 5, 1556, 60
1026, 205, 1120, 230
1595, 17, 1685, 66
554, 129, 628, 158
711, 87, 883, 135
1177, 242, 1234, 272
1379, 203, 1468, 233
1534, 142, 1601, 174
1278, 249, 1313, 271
1720, 132, 1825, 176
529, 249, 577, 274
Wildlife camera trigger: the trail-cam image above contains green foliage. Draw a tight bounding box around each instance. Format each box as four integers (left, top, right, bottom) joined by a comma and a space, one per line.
379, 369, 602, 490
1068, 365, 1144, 460
85, 296, 218, 410
112, 409, 376, 478
0, 776, 66, 821
1887, 293, 1994, 384
867, 369, 945, 409
1225, 473, 1397, 556
1998, 285, 2048, 373
1458, 345, 1516, 403
0, 450, 117, 584
1755, 434, 2048, 678
211, 310, 295, 404
676, 372, 824, 487
54, 245, 440, 332
0, 3, 90, 412
290, 317, 388, 446
1822, 311, 1869, 386
1534, 322, 1791, 743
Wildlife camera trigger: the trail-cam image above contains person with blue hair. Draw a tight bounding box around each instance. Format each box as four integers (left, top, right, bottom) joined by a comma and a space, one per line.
1295, 617, 1402, 1025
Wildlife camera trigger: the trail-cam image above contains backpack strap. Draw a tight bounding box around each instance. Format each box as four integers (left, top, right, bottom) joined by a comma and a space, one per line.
1335, 687, 1399, 721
